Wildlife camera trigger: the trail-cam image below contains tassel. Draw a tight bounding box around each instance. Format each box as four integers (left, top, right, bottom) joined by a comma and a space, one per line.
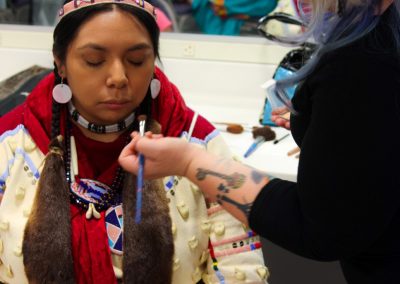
23, 135, 74, 283
122, 119, 174, 283
122, 175, 174, 284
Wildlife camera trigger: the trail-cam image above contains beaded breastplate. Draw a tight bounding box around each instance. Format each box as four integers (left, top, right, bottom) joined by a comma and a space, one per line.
65, 119, 130, 212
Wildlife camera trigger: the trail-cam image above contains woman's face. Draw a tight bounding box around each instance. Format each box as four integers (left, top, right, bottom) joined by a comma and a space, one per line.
56, 8, 155, 125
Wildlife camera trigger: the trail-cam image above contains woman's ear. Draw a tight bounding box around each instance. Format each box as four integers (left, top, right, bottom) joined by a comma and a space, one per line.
53, 55, 66, 78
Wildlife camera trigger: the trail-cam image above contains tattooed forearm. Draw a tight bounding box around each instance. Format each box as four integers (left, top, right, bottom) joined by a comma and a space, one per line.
251, 169, 266, 184
218, 183, 230, 193
249, 166, 272, 184
196, 168, 245, 189
251, 170, 264, 184
217, 194, 253, 218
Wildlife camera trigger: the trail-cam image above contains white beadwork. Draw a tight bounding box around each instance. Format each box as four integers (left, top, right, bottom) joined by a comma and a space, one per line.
234, 268, 246, 281
188, 236, 199, 250
191, 267, 202, 282
173, 257, 181, 271
23, 208, 31, 218
257, 266, 270, 280
13, 246, 22, 257
213, 222, 225, 236
68, 102, 135, 134
199, 250, 209, 264
0, 221, 9, 231
15, 186, 26, 200
201, 219, 211, 234
6, 264, 13, 278
171, 222, 177, 236
177, 202, 189, 220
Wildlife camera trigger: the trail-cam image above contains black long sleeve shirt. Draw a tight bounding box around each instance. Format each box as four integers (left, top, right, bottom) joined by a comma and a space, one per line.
249, 6, 400, 284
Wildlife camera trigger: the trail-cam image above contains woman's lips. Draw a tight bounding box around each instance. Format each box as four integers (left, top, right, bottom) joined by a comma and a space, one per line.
101, 101, 130, 110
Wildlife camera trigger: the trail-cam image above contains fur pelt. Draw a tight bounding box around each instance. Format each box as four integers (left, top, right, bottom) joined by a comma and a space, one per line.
22, 120, 173, 283
23, 136, 75, 283
122, 175, 174, 284
122, 118, 174, 283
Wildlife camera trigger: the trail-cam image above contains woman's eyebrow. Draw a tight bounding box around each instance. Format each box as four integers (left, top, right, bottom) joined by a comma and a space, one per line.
77, 43, 152, 52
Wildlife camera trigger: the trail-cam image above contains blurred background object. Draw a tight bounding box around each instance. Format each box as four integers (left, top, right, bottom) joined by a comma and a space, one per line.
0, 0, 33, 24
0, 65, 51, 117
191, 0, 278, 36
32, 0, 61, 25
0, 0, 303, 37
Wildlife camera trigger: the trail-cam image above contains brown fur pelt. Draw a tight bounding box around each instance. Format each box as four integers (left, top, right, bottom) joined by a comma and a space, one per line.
22, 119, 173, 283
23, 136, 75, 283
122, 175, 174, 284
122, 118, 174, 283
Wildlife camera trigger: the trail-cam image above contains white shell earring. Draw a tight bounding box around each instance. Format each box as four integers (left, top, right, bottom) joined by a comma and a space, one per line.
150, 78, 161, 99
52, 78, 72, 104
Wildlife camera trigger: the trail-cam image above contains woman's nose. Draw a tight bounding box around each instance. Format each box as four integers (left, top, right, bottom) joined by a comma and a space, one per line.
106, 60, 128, 89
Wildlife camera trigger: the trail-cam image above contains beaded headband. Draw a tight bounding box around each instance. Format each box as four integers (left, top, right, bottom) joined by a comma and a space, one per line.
58, 0, 157, 20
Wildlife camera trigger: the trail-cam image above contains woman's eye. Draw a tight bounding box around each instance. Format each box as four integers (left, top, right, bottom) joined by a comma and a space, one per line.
86, 61, 104, 67
128, 60, 144, 66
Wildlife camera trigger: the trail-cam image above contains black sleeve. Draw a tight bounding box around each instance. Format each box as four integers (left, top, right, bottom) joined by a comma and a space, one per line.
249, 52, 400, 261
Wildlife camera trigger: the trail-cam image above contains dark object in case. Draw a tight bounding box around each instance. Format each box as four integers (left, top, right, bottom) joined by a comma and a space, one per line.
0, 66, 52, 117
257, 12, 316, 125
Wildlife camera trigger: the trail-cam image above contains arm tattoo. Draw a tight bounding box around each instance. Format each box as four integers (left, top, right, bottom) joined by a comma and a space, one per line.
218, 183, 230, 193
196, 168, 245, 189
248, 165, 272, 184
196, 168, 253, 217
217, 194, 253, 218
251, 170, 264, 184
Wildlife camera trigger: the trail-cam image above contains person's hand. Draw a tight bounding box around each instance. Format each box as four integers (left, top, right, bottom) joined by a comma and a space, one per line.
271, 107, 291, 130
118, 132, 198, 179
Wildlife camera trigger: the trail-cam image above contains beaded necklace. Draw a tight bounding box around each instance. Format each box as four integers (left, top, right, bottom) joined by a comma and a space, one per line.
65, 118, 132, 212
68, 102, 135, 134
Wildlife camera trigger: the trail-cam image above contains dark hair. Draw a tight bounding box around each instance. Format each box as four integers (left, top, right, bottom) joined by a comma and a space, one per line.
53, 1, 160, 64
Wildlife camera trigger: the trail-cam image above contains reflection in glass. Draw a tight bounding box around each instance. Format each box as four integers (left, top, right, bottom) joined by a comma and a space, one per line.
0, 0, 300, 38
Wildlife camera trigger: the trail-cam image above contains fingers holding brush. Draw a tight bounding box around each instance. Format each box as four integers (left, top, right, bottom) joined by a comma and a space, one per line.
271, 107, 291, 130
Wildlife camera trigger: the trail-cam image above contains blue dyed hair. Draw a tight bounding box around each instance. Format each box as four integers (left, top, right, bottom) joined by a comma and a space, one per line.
275, 0, 400, 111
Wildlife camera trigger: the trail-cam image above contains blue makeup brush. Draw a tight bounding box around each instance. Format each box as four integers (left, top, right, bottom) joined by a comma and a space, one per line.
135, 115, 146, 224
244, 136, 265, 158
244, 126, 276, 158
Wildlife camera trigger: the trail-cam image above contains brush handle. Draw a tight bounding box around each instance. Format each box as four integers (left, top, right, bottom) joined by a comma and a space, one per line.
135, 153, 145, 223
244, 136, 265, 158
135, 118, 146, 224
273, 133, 290, 144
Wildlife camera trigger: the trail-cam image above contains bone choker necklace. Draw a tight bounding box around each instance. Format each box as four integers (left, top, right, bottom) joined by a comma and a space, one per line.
68, 102, 135, 134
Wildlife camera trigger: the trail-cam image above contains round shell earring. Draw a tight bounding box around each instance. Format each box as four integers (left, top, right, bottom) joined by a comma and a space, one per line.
150, 78, 161, 99
53, 78, 72, 104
